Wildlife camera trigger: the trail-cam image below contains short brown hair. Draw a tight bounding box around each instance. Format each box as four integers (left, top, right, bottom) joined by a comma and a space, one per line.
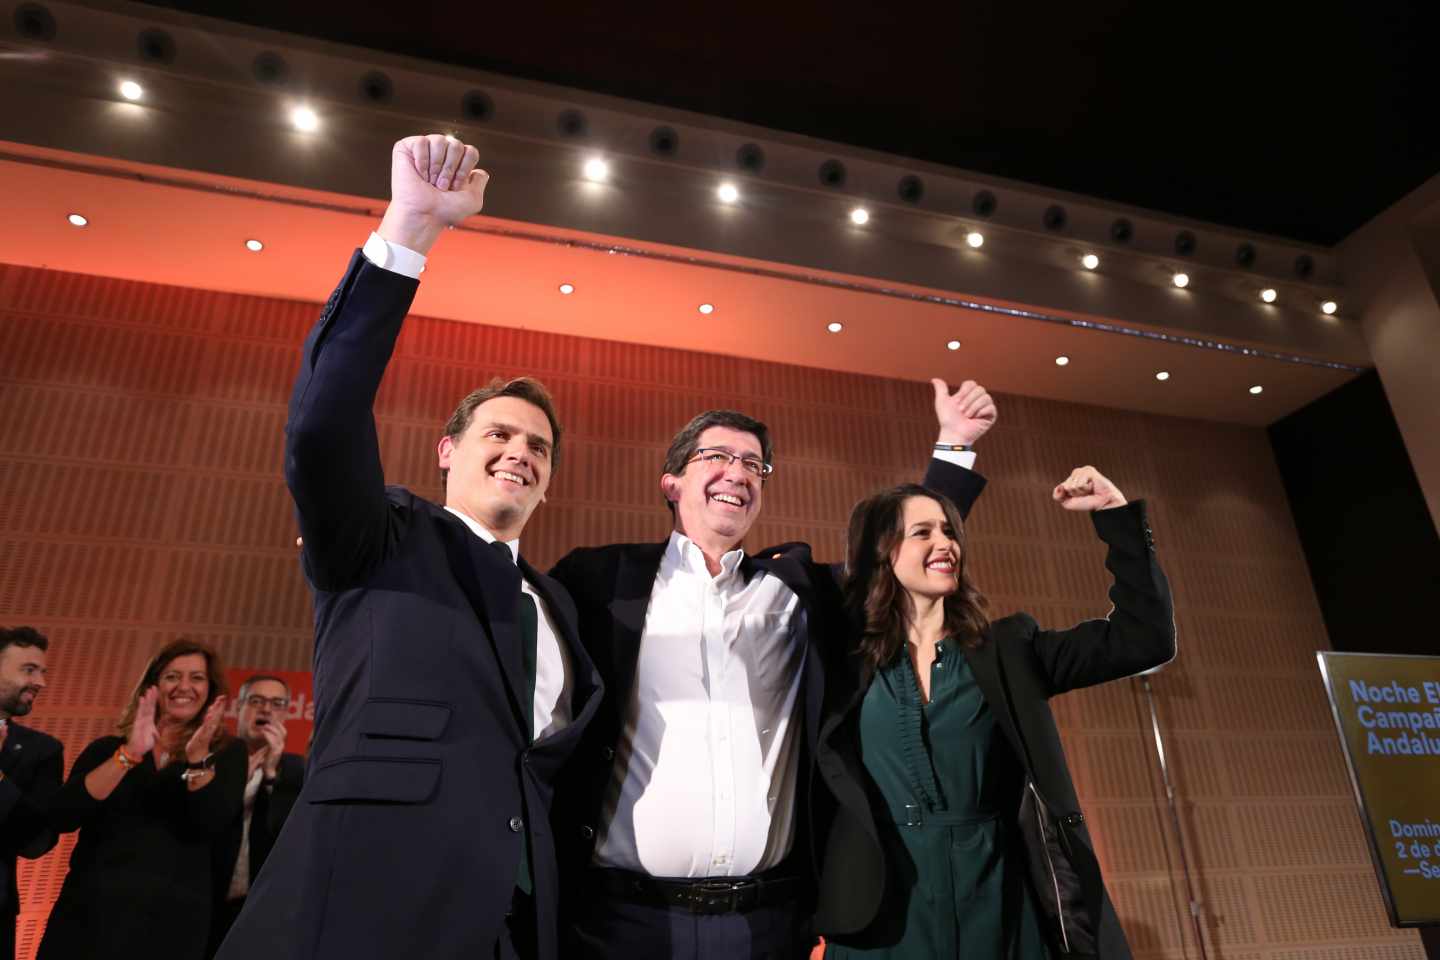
441, 377, 563, 485
660, 410, 772, 514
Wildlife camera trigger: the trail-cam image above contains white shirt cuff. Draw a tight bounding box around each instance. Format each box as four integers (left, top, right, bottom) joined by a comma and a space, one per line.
932, 449, 977, 471
361, 232, 427, 280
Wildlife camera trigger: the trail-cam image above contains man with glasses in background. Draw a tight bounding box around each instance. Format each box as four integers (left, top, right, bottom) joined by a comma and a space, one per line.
551, 384, 996, 958
208, 675, 303, 957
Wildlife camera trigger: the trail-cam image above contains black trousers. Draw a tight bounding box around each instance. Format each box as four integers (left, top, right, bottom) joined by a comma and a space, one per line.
495, 889, 537, 960
571, 889, 810, 960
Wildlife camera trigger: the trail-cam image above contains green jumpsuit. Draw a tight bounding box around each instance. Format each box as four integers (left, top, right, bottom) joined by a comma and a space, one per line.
828, 642, 1053, 959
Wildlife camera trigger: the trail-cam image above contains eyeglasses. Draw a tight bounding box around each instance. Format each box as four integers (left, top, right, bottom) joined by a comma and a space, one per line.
688, 447, 773, 478
244, 695, 289, 711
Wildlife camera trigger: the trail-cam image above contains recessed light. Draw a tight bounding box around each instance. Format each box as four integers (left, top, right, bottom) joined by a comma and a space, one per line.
849, 207, 870, 225
1321, 300, 1338, 315
118, 80, 143, 101
1172, 272, 1190, 288
558, 283, 575, 295
67, 213, 88, 227
946, 340, 961, 351
966, 231, 984, 249
583, 157, 609, 182
1249, 385, 1264, 395
1155, 371, 1170, 381
1260, 288, 1278, 303
290, 106, 320, 132
1055, 356, 1070, 366
244, 239, 264, 252
1081, 253, 1100, 270
716, 182, 739, 204
827, 322, 844, 333
698, 303, 715, 315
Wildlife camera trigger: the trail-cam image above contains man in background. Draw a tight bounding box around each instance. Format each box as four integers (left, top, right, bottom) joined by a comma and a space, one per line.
0, 626, 61, 959
208, 675, 304, 957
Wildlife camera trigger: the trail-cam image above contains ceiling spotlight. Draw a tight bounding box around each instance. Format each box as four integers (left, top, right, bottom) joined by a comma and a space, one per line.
1081, 253, 1100, 270
1260, 288, 1278, 303
67, 213, 88, 227
1172, 272, 1190, 288
849, 207, 870, 225
1155, 371, 1170, 381
1321, 300, 1338, 315
1055, 355, 1070, 366
558, 283, 575, 295
1249, 385, 1264, 395
946, 340, 961, 351
698, 303, 715, 315
716, 182, 739, 204
966, 231, 985, 248
244, 239, 264, 252
827, 322, 844, 333
582, 156, 609, 182
290, 106, 320, 132
118, 80, 143, 101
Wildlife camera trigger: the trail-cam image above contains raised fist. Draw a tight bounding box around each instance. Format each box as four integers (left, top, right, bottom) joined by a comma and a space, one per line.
931, 378, 997, 447
378, 134, 489, 255
1052, 466, 1127, 511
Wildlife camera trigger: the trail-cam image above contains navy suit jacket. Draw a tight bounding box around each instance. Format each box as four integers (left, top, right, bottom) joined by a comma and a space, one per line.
0, 721, 61, 916
218, 252, 602, 960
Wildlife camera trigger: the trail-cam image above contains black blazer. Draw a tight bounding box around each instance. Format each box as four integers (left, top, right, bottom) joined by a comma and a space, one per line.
212, 751, 304, 902
39, 736, 248, 960
217, 252, 602, 960
549, 459, 985, 900
0, 721, 62, 915
814, 501, 1176, 959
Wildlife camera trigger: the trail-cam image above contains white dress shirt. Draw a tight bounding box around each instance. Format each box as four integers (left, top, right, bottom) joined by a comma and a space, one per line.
443, 507, 573, 740
226, 765, 264, 901
594, 531, 807, 878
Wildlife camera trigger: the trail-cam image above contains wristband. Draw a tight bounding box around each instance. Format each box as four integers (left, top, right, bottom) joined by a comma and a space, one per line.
933, 442, 972, 452
115, 745, 142, 770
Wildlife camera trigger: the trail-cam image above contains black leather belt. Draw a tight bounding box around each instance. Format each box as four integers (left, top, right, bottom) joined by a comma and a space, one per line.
587, 867, 801, 915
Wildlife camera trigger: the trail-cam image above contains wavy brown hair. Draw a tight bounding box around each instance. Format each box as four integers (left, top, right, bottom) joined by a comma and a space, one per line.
844, 484, 989, 680
117, 639, 229, 752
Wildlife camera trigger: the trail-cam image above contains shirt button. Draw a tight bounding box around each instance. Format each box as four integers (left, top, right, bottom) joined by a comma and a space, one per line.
580, 825, 595, 840
508, 816, 524, 833
601, 746, 615, 761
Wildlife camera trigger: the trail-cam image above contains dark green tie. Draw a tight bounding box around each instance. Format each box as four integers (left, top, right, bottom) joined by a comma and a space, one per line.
490, 539, 538, 895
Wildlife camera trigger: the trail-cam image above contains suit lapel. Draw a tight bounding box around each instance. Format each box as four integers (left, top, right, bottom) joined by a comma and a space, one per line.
963, 636, 1037, 778
606, 543, 666, 705
436, 511, 528, 731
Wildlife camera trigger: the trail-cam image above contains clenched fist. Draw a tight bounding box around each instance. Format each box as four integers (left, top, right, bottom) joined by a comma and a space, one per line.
377, 134, 489, 256
1052, 466, 1127, 511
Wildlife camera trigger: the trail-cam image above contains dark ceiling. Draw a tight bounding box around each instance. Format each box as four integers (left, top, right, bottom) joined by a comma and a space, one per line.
148, 0, 1438, 247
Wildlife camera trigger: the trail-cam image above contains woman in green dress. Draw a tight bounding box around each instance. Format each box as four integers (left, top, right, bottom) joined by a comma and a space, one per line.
814, 466, 1175, 959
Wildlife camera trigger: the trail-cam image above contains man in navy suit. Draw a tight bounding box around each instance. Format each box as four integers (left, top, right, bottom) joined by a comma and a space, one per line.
0, 626, 62, 960
217, 135, 601, 960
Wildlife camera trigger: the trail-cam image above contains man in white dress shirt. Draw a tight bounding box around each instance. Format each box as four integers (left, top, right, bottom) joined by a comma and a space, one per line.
551, 391, 996, 956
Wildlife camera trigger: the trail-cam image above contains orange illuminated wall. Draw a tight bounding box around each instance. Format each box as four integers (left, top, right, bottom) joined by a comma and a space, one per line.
0, 260, 1424, 959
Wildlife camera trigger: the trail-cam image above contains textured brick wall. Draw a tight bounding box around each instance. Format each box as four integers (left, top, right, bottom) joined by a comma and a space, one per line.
0, 260, 1420, 958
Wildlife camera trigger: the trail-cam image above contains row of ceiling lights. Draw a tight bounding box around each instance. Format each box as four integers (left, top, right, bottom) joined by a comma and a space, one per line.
108, 79, 1340, 317
553, 282, 1267, 396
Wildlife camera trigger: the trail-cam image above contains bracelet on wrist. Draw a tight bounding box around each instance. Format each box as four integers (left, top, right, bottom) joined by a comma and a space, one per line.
115, 745, 143, 770
933, 442, 973, 452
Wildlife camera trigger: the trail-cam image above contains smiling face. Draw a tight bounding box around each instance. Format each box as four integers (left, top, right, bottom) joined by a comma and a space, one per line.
156, 652, 210, 726
888, 495, 962, 602
661, 425, 765, 552
438, 395, 554, 541
0, 644, 47, 718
